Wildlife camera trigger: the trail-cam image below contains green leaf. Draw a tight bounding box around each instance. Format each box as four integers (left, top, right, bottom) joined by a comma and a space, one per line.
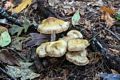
8, 18, 31, 36
17, 27, 24, 36
9, 25, 20, 35
11, 37, 26, 51
72, 10, 80, 26
6, 61, 40, 80
9, 25, 23, 36
116, 13, 120, 20
23, 18, 31, 33
0, 31, 11, 47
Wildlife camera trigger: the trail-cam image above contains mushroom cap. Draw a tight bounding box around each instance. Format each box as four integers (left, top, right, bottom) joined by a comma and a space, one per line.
46, 40, 67, 57
68, 39, 89, 51
37, 17, 70, 34
59, 36, 72, 42
66, 51, 89, 66
80, 49, 88, 57
36, 42, 49, 57
59, 30, 83, 42
67, 30, 83, 39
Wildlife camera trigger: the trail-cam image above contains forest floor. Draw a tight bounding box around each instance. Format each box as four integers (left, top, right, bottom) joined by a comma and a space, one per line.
0, 0, 120, 80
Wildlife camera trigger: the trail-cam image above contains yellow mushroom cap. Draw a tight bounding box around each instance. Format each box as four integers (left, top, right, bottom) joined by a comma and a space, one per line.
80, 50, 88, 57
36, 42, 49, 57
46, 40, 67, 57
66, 51, 89, 66
37, 17, 70, 34
68, 39, 90, 51
59, 36, 72, 42
59, 30, 83, 42
67, 30, 83, 39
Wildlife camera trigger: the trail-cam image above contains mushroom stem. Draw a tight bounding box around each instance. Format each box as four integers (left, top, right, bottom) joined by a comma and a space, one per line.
51, 32, 56, 41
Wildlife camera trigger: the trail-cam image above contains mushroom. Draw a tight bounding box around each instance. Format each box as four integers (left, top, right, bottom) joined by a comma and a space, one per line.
59, 30, 83, 42
80, 49, 88, 57
37, 17, 70, 41
36, 42, 49, 57
66, 50, 89, 66
68, 39, 89, 51
59, 36, 72, 42
67, 30, 83, 39
46, 39, 67, 57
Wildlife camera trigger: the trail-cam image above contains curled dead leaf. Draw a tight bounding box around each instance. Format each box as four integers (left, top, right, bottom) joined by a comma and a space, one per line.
101, 12, 115, 27
100, 6, 116, 15
25, 33, 50, 47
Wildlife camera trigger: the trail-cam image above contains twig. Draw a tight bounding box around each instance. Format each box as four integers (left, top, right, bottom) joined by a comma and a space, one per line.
104, 27, 120, 41
99, 24, 120, 41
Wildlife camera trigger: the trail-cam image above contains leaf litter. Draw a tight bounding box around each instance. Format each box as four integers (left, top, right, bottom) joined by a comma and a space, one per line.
0, 49, 20, 66
6, 61, 40, 80
0, 27, 11, 47
0, 0, 120, 80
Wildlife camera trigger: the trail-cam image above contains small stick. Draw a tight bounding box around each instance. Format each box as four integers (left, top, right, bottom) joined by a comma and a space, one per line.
99, 24, 120, 41
104, 27, 120, 41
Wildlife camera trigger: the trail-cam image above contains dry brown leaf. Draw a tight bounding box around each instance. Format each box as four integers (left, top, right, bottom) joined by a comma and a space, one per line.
111, 69, 119, 74
101, 12, 115, 27
0, 49, 20, 66
100, 6, 116, 15
10, 0, 32, 13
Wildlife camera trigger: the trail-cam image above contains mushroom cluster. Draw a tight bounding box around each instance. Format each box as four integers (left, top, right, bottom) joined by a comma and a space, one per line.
36, 17, 90, 66
66, 39, 89, 66
36, 39, 67, 57
60, 30, 90, 66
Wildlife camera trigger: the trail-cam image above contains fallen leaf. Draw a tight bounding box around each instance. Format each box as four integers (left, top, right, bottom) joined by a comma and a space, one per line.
111, 69, 119, 74
0, 49, 20, 66
100, 6, 116, 15
23, 18, 31, 33
9, 25, 20, 35
115, 13, 120, 20
9, 25, 23, 36
72, 10, 80, 26
25, 33, 50, 47
6, 61, 40, 80
17, 27, 24, 36
9, 18, 31, 36
101, 12, 115, 27
10, 0, 32, 13
11, 37, 26, 51
0, 27, 11, 47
